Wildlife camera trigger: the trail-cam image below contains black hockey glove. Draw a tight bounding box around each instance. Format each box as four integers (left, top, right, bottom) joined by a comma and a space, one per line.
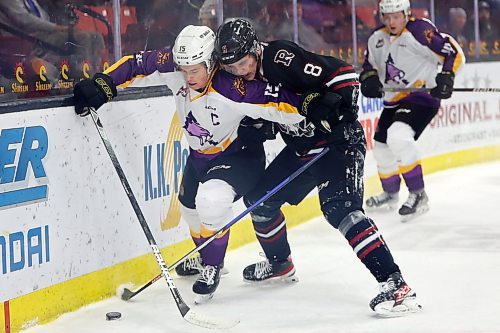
300, 91, 343, 133
238, 117, 277, 143
430, 71, 454, 99
73, 73, 117, 116
359, 69, 383, 98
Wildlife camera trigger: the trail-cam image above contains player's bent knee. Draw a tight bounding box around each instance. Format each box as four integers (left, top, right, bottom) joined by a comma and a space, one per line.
195, 179, 236, 229
245, 199, 282, 223
337, 210, 368, 236
323, 201, 363, 229
386, 122, 415, 153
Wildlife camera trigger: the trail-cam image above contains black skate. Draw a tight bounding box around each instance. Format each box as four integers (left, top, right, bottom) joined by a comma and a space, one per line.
243, 257, 298, 283
175, 256, 228, 277
193, 264, 222, 304
369, 272, 422, 317
365, 192, 399, 210
398, 191, 429, 222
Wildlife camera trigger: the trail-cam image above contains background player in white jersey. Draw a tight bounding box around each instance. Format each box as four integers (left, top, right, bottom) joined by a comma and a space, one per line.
72, 25, 309, 303
214, 18, 421, 316
360, 0, 465, 221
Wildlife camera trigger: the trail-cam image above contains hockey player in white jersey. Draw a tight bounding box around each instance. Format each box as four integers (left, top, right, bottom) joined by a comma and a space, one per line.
72, 25, 309, 303
360, 0, 465, 221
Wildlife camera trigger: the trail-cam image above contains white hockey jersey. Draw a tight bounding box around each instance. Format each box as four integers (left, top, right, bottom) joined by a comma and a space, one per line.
363, 18, 465, 107
105, 49, 304, 153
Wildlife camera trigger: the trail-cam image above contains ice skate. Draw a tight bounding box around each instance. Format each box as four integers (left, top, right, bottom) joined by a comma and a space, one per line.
369, 272, 422, 317
399, 191, 429, 222
365, 192, 399, 211
193, 264, 222, 304
243, 256, 298, 283
175, 256, 228, 277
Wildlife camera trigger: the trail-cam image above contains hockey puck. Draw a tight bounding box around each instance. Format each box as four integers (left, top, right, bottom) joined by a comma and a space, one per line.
106, 312, 122, 321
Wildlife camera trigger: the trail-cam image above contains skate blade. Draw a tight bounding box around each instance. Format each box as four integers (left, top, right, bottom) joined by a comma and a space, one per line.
400, 205, 430, 222
194, 293, 215, 304
365, 202, 399, 212
374, 298, 422, 317
243, 273, 299, 284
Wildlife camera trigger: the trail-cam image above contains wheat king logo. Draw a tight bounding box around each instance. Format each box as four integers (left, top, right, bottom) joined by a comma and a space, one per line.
0, 126, 49, 209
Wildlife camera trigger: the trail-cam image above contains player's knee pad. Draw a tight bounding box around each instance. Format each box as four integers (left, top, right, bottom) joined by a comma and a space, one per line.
323, 199, 362, 229
386, 122, 419, 165
337, 210, 370, 237
180, 204, 201, 234
195, 179, 236, 230
373, 141, 397, 169
244, 196, 282, 223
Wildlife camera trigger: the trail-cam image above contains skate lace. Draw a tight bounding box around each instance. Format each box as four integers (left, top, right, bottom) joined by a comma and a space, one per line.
254, 260, 273, 279
183, 256, 202, 270
198, 265, 218, 285
403, 192, 419, 208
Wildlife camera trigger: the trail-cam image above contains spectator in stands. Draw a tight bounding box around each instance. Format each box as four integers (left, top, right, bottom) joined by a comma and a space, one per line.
259, 0, 331, 52
447, 7, 468, 48
465, 0, 498, 44
0, 0, 106, 68
198, 0, 218, 31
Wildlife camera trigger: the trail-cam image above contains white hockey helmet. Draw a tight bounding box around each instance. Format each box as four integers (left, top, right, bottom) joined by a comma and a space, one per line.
379, 0, 411, 17
173, 25, 215, 71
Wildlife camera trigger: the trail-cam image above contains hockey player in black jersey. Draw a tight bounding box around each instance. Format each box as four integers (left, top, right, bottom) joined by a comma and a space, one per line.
213, 18, 421, 317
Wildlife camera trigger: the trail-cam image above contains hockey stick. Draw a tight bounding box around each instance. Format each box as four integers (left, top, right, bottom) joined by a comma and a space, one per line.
121, 146, 331, 301
89, 109, 239, 329
383, 87, 500, 93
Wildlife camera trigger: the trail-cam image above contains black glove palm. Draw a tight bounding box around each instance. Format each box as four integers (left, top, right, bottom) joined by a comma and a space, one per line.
430, 71, 454, 99
300, 91, 343, 133
359, 69, 383, 98
73, 73, 117, 116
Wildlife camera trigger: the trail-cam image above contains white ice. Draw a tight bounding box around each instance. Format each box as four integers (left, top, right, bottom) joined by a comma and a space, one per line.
23, 161, 500, 333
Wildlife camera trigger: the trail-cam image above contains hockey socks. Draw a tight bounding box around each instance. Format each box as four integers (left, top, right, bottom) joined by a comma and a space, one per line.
338, 211, 400, 282
252, 211, 291, 261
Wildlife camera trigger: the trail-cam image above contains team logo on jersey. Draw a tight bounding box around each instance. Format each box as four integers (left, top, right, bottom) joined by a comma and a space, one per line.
183, 111, 217, 146
176, 86, 188, 97
157, 51, 170, 65
274, 49, 295, 66
232, 77, 247, 96
424, 29, 434, 44
384, 53, 409, 85
376, 38, 384, 48
278, 119, 315, 138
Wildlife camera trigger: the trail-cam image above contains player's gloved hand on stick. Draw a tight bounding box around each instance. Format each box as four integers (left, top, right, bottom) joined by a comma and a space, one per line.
430, 71, 454, 99
359, 69, 383, 98
300, 91, 343, 133
73, 73, 117, 116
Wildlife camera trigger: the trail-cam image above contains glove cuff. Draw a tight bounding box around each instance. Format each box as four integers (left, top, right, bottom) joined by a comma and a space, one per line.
359, 69, 378, 82
300, 92, 321, 117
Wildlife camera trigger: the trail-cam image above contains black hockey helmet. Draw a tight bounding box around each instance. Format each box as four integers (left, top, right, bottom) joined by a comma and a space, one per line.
214, 18, 259, 64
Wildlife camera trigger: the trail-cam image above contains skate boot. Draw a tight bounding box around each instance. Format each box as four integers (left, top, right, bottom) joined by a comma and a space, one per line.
398, 191, 429, 222
243, 256, 298, 283
175, 256, 228, 277
365, 192, 399, 210
369, 272, 422, 317
193, 264, 222, 304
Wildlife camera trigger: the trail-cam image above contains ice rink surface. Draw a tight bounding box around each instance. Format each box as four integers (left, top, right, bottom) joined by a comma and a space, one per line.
23, 161, 500, 333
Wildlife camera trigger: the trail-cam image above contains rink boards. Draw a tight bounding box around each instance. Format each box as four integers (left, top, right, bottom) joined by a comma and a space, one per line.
1, 62, 500, 332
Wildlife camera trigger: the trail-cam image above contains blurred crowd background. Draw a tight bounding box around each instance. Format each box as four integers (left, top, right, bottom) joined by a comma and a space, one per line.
0, 0, 498, 101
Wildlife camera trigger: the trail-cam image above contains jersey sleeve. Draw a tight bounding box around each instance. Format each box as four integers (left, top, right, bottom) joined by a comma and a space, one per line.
211, 70, 304, 125
407, 19, 465, 74
103, 47, 175, 88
